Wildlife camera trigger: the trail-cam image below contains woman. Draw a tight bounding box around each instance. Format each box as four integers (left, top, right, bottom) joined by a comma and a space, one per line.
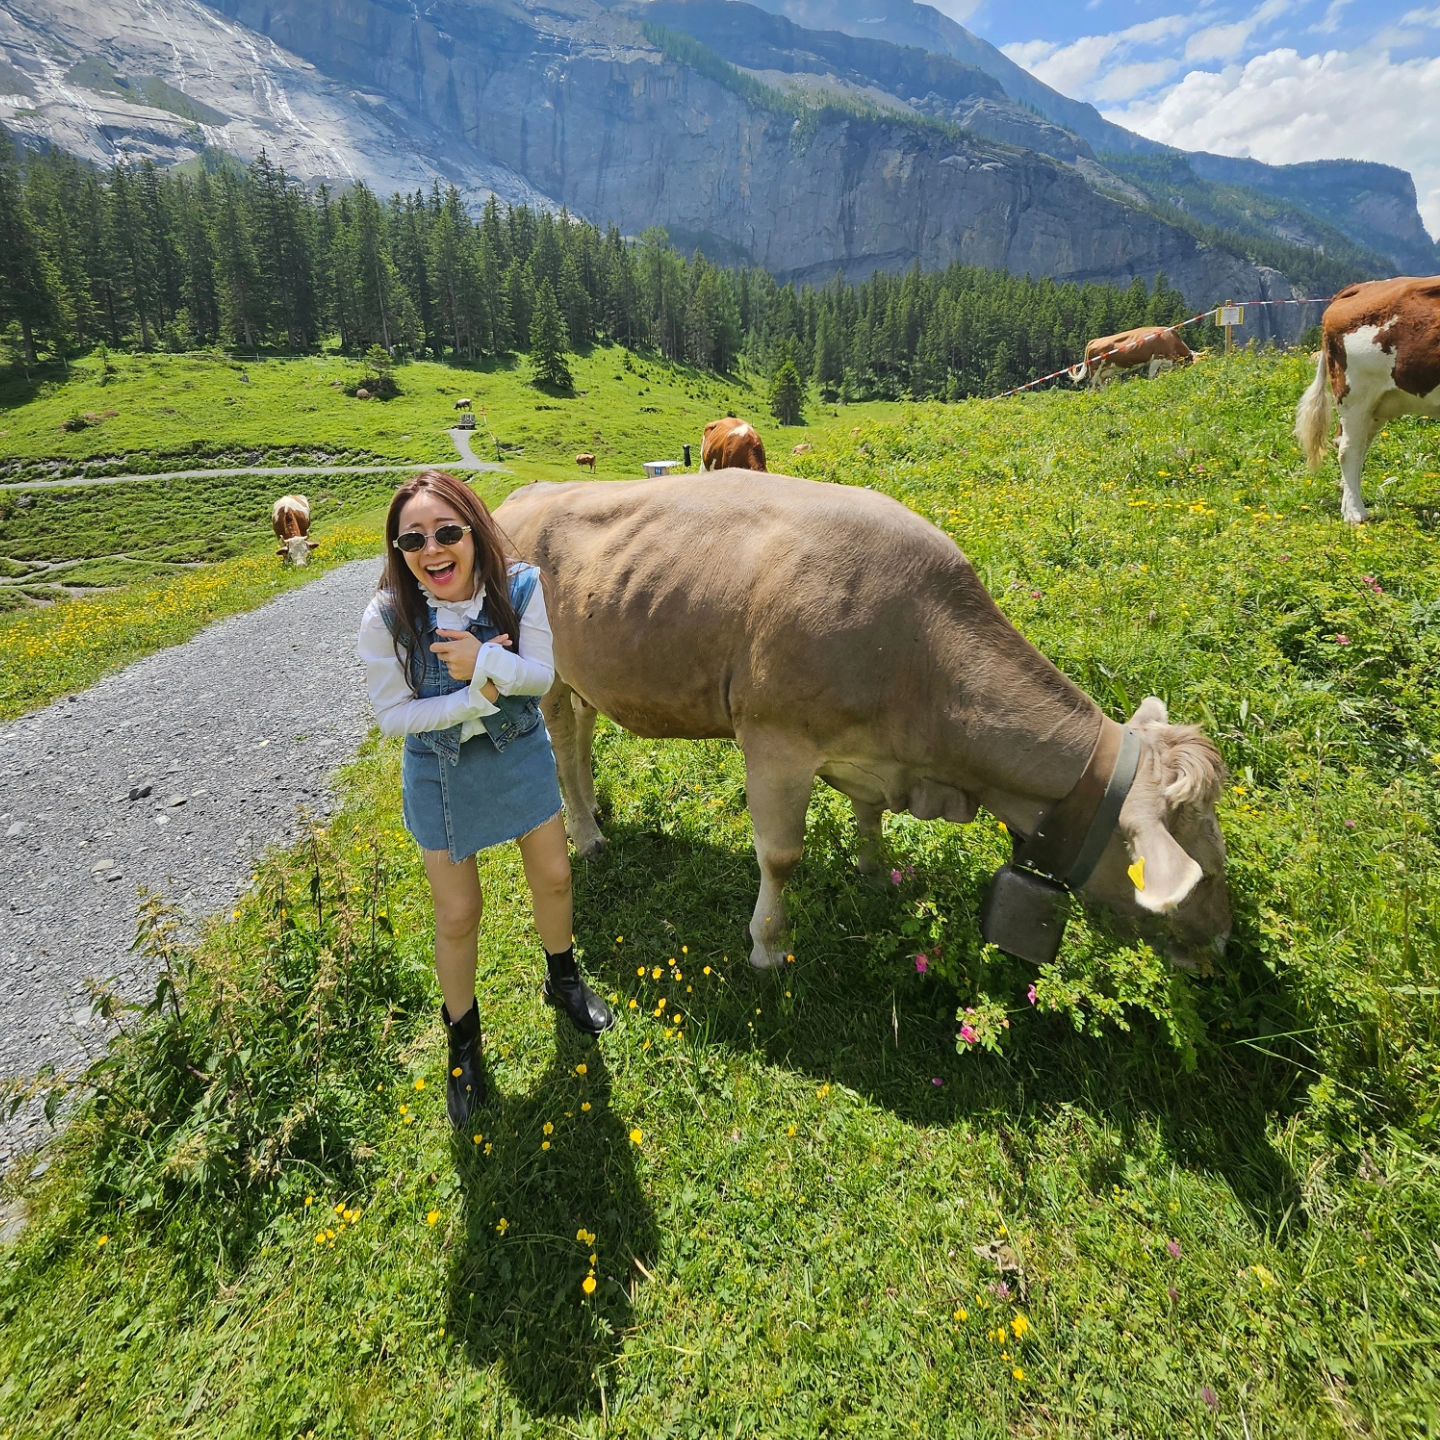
356, 470, 614, 1130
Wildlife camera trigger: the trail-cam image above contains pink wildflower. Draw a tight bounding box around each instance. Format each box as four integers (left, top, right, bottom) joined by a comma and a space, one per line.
1201, 1386, 1219, 1412
1333, 633, 1351, 646
915, 954, 930, 975
890, 869, 903, 886
931, 1076, 944, 1087
1362, 575, 1383, 593
1166, 1239, 1182, 1259
960, 1025, 979, 1045
1026, 983, 1038, 1006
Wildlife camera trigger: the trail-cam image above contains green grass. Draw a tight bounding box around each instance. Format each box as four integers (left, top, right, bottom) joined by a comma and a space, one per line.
2, 349, 1439, 1437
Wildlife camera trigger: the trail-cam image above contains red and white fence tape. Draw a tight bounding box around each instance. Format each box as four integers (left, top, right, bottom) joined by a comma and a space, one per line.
986, 296, 1331, 401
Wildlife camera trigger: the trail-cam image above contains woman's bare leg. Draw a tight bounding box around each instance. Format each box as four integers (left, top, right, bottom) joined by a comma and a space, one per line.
516, 814, 573, 953
421, 848, 483, 1020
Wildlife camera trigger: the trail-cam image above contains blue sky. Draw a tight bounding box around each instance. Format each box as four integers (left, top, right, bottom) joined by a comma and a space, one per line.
927, 0, 1440, 239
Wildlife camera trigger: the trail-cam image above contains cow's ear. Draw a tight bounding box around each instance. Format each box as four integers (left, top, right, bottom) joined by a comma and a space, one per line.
1128, 696, 1168, 727
276, 546, 286, 555
1122, 821, 1202, 914
308, 540, 320, 549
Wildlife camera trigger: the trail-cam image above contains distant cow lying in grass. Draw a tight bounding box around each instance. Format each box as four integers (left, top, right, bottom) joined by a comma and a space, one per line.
272, 494, 318, 565
496, 471, 1231, 973
1295, 274, 1440, 523
702, 417, 767, 471
575, 452, 597, 472
1069, 327, 1195, 388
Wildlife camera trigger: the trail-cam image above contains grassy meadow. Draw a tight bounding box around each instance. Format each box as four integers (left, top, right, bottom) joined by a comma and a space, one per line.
1, 347, 1439, 1437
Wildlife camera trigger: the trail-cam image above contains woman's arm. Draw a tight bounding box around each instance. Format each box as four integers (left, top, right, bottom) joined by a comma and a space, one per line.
475, 582, 556, 697
357, 597, 499, 737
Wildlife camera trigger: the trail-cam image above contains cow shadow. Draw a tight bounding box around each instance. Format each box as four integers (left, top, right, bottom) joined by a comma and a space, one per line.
446, 1023, 657, 1418
571, 814, 1307, 1243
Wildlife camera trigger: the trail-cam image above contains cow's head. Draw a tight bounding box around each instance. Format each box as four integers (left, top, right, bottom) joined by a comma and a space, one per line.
1079, 698, 1231, 968
277, 535, 319, 566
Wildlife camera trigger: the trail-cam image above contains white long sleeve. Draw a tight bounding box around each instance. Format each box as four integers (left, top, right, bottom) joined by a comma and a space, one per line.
471, 583, 556, 697
356, 575, 557, 742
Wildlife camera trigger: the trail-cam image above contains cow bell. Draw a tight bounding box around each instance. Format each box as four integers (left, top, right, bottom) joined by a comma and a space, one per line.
979, 865, 1069, 967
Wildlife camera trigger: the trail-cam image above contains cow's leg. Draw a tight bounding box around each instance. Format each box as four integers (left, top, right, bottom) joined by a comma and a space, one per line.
1336, 407, 1375, 524
542, 682, 606, 856
571, 692, 602, 822
852, 797, 886, 879
742, 738, 816, 969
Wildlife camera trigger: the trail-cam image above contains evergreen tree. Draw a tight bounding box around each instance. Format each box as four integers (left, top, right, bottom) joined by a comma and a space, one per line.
768, 358, 804, 424
0, 137, 59, 364
529, 281, 572, 389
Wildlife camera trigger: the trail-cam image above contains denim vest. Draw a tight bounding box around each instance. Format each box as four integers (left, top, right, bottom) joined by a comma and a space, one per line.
381, 565, 544, 766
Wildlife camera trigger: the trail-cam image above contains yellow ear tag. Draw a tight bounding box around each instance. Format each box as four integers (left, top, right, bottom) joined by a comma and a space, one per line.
1127, 856, 1146, 892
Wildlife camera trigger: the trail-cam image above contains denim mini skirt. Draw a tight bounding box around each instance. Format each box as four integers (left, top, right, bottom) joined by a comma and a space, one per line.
402, 716, 564, 861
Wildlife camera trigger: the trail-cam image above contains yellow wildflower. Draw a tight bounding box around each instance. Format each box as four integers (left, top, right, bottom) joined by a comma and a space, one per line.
582, 1274, 597, 1296
630, 1128, 644, 1146
1011, 1315, 1030, 1340
414, 1079, 427, 1092
543, 1121, 555, 1135
426, 1209, 441, 1226
496, 1217, 509, 1235
575, 1063, 588, 1076
97, 1235, 110, 1248
581, 1102, 592, 1113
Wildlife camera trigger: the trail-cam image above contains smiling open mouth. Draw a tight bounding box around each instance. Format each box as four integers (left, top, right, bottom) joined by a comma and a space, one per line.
425, 561, 457, 583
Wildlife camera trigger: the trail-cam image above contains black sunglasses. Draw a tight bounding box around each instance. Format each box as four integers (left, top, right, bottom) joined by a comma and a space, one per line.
393, 523, 472, 553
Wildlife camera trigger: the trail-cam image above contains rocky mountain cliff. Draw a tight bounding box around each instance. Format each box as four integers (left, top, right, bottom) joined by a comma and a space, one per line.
2, 0, 1432, 343
744, 0, 1438, 275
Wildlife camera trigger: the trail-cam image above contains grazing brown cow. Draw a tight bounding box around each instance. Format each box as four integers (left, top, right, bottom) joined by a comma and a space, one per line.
272, 494, 318, 565
702, 416, 767, 471
575, 452, 597, 472
1295, 275, 1440, 523
1069, 326, 1195, 387
495, 472, 1230, 972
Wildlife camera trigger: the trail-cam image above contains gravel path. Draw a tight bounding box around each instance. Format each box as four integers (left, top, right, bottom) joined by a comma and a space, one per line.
0, 558, 385, 1171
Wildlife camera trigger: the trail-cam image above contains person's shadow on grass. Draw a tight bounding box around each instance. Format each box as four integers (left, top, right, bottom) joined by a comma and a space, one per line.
446, 1018, 656, 1418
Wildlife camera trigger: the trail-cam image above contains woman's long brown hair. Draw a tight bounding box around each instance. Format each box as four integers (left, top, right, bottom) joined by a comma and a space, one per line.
381, 469, 523, 694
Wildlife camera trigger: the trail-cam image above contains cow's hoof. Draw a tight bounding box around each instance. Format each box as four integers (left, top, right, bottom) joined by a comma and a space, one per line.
1342, 510, 1369, 526
748, 940, 789, 970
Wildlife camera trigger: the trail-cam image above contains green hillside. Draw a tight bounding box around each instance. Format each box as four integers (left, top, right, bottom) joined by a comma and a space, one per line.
1, 348, 1438, 1437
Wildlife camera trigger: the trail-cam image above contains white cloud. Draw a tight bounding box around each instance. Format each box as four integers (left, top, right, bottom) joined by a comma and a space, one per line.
1315, 0, 1353, 33
1186, 22, 1255, 62
1093, 60, 1182, 102
1001, 15, 1190, 97
1401, 5, 1440, 23
1104, 47, 1440, 238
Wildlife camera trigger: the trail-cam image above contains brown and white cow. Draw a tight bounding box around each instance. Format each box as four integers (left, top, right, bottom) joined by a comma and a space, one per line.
575, 452, 597, 473
1069, 326, 1195, 387
1295, 275, 1440, 524
702, 416, 767, 471
495, 472, 1230, 971
272, 494, 318, 565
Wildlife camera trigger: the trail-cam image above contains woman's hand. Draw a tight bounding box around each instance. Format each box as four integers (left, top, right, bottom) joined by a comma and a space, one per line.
432, 629, 512, 683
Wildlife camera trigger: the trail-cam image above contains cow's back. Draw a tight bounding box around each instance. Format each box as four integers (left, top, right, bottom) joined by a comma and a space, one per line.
495, 473, 991, 743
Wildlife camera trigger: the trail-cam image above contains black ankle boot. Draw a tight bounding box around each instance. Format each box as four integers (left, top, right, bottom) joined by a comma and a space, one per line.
542, 947, 615, 1036
441, 1001, 487, 1129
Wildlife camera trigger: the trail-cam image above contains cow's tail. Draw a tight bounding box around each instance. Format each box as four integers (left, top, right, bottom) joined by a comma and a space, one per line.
1294, 349, 1333, 471
1067, 361, 1089, 385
